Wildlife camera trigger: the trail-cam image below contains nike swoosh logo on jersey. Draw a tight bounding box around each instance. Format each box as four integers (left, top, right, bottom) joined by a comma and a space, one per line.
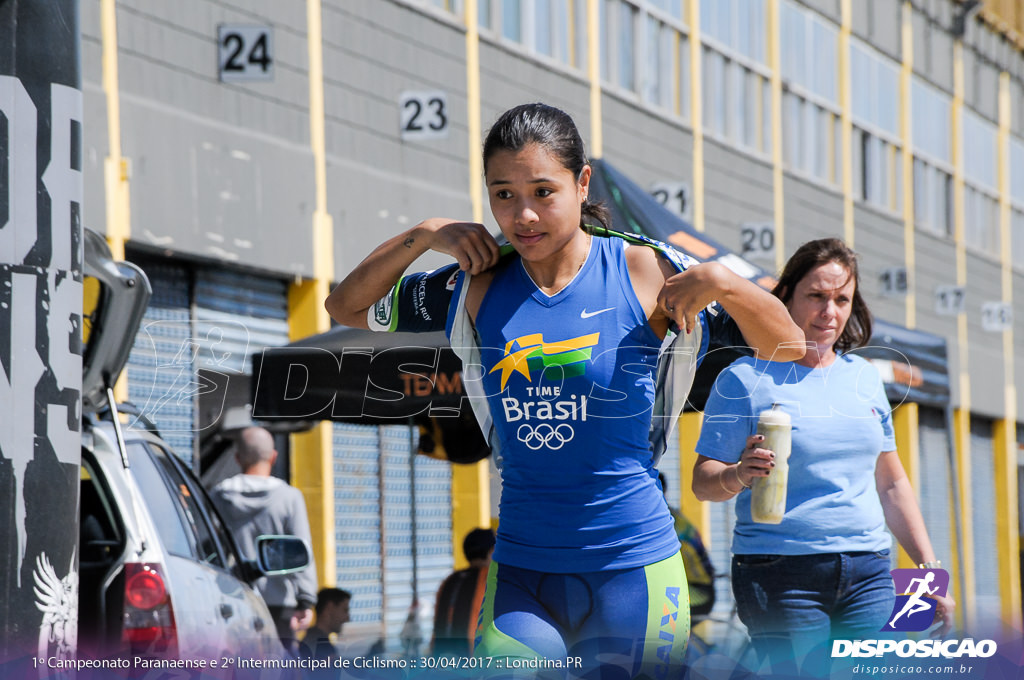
580, 307, 614, 319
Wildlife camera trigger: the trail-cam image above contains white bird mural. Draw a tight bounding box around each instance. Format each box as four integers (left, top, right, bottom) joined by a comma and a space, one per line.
34, 551, 78, 662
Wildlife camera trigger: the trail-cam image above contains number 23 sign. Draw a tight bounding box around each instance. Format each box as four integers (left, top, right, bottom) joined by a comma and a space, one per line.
400, 91, 449, 140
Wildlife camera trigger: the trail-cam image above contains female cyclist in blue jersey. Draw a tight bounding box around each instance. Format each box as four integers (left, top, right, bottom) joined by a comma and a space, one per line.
325, 103, 805, 679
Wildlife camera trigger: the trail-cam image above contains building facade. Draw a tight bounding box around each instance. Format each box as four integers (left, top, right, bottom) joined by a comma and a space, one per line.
81, 0, 1023, 646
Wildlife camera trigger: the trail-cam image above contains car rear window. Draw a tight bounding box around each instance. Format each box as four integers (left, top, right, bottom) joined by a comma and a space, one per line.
147, 444, 227, 569
127, 442, 193, 557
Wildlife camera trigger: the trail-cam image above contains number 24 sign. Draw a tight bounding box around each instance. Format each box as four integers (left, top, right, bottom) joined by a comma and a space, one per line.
218, 25, 273, 82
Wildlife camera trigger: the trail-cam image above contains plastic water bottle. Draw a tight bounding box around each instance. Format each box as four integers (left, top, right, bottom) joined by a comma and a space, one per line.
750, 404, 791, 524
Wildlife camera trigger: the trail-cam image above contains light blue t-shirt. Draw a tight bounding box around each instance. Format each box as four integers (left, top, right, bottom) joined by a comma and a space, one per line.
695, 354, 897, 555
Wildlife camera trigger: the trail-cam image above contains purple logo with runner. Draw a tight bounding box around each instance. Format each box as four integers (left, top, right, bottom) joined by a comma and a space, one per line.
882, 568, 949, 632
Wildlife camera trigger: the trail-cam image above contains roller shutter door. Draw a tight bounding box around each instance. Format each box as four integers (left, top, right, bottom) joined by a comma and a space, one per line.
193, 269, 289, 375
125, 259, 290, 468
381, 424, 451, 654
969, 417, 999, 629
333, 423, 385, 646
332, 422, 453, 653
126, 261, 195, 463
918, 408, 954, 572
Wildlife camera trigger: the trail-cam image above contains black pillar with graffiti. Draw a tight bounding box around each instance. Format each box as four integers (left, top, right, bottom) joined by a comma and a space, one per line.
0, 0, 83, 666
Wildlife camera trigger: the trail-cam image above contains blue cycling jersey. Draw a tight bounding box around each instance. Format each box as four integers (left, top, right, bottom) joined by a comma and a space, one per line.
474, 236, 678, 572
369, 228, 747, 572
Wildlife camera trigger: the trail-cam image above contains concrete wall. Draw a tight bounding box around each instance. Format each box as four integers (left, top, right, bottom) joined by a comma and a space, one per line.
703, 138, 774, 257
852, 204, 907, 327
76, 0, 1024, 423
322, 2, 471, 275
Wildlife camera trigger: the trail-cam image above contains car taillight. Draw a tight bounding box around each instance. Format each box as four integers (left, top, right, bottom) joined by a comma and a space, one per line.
122, 563, 177, 657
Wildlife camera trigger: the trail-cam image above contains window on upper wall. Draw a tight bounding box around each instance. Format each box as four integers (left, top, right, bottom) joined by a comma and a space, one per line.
643, 13, 675, 110
853, 128, 900, 209
600, 1, 691, 120
535, 0, 572, 62
601, 0, 638, 91
849, 37, 902, 214
420, 0, 463, 12
618, 1, 636, 90
913, 159, 953, 238
962, 109, 997, 190
479, 0, 581, 69
1010, 136, 1024, 269
700, 0, 770, 156
677, 26, 692, 121
911, 76, 953, 238
703, 46, 728, 137
701, 0, 765, 63
1012, 208, 1024, 270
647, 0, 684, 22
961, 109, 999, 258
779, 0, 839, 184
503, 0, 523, 41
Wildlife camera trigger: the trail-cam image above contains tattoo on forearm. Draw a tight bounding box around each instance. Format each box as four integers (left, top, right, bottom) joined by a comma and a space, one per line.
403, 237, 415, 248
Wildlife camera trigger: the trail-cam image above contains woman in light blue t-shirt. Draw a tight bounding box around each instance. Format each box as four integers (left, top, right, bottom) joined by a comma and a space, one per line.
692, 238, 955, 677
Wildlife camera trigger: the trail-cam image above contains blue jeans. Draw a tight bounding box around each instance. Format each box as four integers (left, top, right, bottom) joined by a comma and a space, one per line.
732, 550, 895, 679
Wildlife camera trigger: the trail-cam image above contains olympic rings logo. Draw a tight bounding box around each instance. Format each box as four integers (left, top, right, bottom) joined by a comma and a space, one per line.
516, 423, 575, 450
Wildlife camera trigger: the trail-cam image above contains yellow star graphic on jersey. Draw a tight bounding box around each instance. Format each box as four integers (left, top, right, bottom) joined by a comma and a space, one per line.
488, 332, 600, 390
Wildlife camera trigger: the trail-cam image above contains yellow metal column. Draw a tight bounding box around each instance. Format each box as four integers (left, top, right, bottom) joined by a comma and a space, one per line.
465, 0, 484, 225
950, 39, 974, 632
839, 0, 854, 248
587, 0, 603, 158
900, 2, 916, 330
449, 0, 492, 570
677, 410, 710, 642
101, 0, 132, 402
451, 461, 492, 570
766, 0, 784, 268
289, 282, 334, 590
689, 0, 705, 233
289, 0, 336, 589
892, 404, 920, 569
894, 0, 924, 574
677, 412, 708, 539
994, 70, 1022, 633
101, 0, 130, 261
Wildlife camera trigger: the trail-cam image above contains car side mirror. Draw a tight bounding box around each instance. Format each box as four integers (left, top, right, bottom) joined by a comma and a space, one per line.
254, 535, 310, 575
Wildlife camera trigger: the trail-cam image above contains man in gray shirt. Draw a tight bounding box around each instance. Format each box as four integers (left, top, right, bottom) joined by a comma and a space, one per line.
211, 426, 319, 654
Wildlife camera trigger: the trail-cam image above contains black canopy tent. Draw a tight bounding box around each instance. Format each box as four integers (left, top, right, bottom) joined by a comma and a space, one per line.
251, 327, 490, 463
